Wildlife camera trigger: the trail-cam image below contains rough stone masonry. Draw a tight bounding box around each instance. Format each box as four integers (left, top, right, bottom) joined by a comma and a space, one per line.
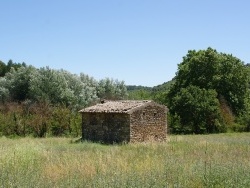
79, 100, 167, 144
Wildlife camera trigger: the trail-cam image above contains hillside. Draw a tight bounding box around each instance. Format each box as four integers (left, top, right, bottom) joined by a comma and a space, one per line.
126, 79, 175, 101
152, 79, 175, 92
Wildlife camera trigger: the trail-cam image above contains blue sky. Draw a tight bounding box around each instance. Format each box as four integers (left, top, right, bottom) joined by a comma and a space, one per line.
1, 0, 250, 86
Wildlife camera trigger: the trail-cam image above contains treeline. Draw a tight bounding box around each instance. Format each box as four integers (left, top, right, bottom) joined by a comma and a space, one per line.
0, 61, 128, 137
0, 60, 27, 77
1, 47, 250, 137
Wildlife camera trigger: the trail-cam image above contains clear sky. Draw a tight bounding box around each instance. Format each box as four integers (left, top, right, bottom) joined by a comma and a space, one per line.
1, 0, 250, 87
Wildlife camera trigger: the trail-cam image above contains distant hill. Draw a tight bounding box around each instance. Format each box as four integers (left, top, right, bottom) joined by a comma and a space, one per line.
126, 78, 175, 102
126, 85, 152, 92
152, 79, 175, 92
127, 79, 175, 92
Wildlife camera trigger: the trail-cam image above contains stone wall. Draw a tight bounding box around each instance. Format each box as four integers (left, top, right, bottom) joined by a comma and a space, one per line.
81, 103, 167, 143
130, 104, 167, 142
82, 113, 130, 144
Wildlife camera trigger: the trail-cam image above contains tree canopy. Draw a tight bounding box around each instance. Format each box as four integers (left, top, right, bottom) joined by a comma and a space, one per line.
0, 60, 128, 109
168, 47, 249, 133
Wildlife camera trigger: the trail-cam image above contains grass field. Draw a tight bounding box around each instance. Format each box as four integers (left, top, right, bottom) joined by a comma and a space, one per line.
0, 133, 250, 187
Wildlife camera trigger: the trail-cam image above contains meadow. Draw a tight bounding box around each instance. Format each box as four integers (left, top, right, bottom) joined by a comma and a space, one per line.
0, 133, 250, 188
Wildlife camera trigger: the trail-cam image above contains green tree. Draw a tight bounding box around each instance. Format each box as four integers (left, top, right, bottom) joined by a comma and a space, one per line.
170, 85, 222, 134
0, 77, 10, 103
216, 54, 249, 114
0, 61, 6, 77
168, 47, 249, 133
6, 60, 26, 73
5, 66, 36, 101
128, 89, 152, 100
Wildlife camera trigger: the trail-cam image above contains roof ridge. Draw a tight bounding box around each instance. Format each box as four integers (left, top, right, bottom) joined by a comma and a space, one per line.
79, 100, 154, 113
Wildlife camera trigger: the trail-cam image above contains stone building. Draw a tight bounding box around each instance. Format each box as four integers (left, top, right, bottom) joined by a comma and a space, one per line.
79, 100, 167, 144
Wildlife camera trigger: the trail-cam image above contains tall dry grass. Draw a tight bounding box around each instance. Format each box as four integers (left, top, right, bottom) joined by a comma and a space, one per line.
0, 133, 250, 187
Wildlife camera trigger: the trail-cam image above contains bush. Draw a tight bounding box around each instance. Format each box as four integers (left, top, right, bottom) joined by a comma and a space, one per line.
0, 102, 82, 138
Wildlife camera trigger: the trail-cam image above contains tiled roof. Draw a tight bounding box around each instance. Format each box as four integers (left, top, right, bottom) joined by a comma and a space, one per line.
79, 100, 156, 114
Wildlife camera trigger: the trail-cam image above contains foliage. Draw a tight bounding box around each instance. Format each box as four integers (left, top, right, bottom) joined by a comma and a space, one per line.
127, 80, 175, 102
235, 94, 250, 132
29, 67, 99, 108
0, 77, 10, 103
29, 67, 73, 105
167, 47, 249, 133
127, 85, 152, 92
0, 63, 128, 108
97, 78, 128, 100
169, 85, 223, 134
128, 89, 152, 100
0, 60, 28, 103
0, 59, 26, 77
0, 102, 82, 137
169, 48, 249, 114
152, 79, 175, 93
127, 85, 152, 100
5, 66, 36, 101
0, 60, 6, 77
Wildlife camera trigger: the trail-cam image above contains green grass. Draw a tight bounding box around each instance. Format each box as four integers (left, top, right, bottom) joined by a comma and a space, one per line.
0, 133, 250, 187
